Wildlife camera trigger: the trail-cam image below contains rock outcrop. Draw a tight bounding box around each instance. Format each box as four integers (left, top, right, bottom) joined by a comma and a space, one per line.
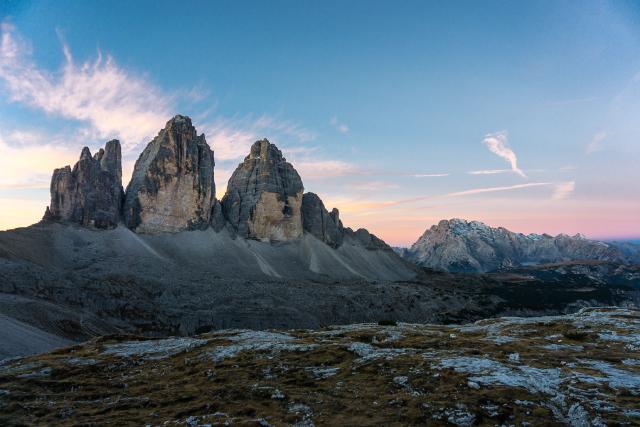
301, 192, 343, 248
41, 115, 400, 258
345, 227, 392, 251
222, 139, 304, 241
45, 140, 123, 229
403, 218, 630, 272
123, 115, 215, 233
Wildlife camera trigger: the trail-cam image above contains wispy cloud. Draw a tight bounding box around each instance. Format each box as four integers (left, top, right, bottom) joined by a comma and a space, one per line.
467, 169, 512, 175
0, 22, 171, 151
330, 116, 349, 134
481, 131, 526, 177
551, 181, 575, 200
445, 182, 550, 197
329, 182, 554, 213
254, 115, 317, 142
413, 173, 450, 178
586, 131, 606, 154
202, 118, 258, 161
201, 114, 317, 162
295, 160, 358, 178
348, 181, 399, 192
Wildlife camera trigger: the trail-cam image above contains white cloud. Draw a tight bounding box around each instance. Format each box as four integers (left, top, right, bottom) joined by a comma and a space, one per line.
0, 23, 171, 151
330, 116, 349, 134
413, 173, 450, 177
467, 169, 512, 175
551, 181, 575, 200
586, 131, 606, 154
254, 115, 317, 142
481, 131, 526, 178
295, 160, 358, 178
445, 182, 550, 197
201, 114, 317, 162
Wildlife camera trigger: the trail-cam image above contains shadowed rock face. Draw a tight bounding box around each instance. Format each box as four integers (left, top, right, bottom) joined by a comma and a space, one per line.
301, 192, 344, 248
46, 140, 123, 229
123, 115, 215, 233
222, 139, 304, 241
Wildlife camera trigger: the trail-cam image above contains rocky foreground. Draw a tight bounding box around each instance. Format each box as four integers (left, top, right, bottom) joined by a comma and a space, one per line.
1, 308, 639, 426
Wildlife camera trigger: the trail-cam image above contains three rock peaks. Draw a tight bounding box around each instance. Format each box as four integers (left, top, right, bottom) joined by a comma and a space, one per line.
45, 114, 384, 248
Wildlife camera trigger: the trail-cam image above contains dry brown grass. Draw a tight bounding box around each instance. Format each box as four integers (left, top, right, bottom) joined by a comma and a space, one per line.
0, 308, 639, 426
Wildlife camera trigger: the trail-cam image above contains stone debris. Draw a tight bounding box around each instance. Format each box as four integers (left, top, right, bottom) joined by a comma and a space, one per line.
102, 337, 208, 360
208, 330, 317, 362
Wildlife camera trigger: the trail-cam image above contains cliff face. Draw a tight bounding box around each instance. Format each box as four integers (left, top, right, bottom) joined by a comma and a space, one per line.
42, 115, 397, 258
222, 139, 304, 241
404, 218, 630, 272
123, 115, 215, 233
45, 140, 123, 229
301, 192, 343, 248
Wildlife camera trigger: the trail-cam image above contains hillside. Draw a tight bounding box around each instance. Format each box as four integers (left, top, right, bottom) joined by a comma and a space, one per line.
0, 308, 638, 425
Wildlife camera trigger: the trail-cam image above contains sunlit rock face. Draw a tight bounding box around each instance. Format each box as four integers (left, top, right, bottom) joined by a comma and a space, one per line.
222, 139, 304, 241
46, 140, 123, 229
123, 115, 215, 233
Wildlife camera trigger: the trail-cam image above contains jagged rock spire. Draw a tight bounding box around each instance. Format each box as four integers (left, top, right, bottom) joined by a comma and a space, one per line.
45, 140, 123, 229
301, 192, 344, 248
123, 115, 215, 233
222, 139, 304, 241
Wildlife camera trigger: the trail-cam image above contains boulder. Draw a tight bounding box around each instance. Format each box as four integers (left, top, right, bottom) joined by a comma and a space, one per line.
222, 139, 303, 241
123, 115, 215, 233
46, 140, 123, 229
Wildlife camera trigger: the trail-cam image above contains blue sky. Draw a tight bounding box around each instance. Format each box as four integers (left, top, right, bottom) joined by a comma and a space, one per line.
1, 0, 639, 244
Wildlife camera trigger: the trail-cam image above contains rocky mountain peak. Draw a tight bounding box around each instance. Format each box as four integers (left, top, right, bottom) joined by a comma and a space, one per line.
405, 218, 629, 272
40, 115, 399, 258
45, 140, 123, 229
222, 139, 304, 241
301, 192, 344, 247
164, 114, 195, 132
123, 114, 215, 233
98, 140, 122, 180
80, 146, 92, 160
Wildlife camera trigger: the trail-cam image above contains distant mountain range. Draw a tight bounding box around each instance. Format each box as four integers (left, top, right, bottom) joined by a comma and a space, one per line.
398, 218, 640, 273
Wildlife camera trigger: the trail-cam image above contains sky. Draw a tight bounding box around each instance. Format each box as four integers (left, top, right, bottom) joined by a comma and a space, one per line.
0, 0, 639, 246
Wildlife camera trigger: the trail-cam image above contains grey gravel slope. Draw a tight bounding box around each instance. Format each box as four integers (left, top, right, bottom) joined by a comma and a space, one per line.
0, 222, 415, 282
0, 314, 73, 360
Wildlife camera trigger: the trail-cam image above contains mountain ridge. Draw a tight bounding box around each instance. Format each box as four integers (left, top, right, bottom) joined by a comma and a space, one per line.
401, 218, 640, 273
39, 115, 396, 257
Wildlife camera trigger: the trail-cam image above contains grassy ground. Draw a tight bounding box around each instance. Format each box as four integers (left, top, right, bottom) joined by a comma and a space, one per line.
0, 308, 639, 426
